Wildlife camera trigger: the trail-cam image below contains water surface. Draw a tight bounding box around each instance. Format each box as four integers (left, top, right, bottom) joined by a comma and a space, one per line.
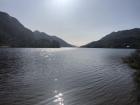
0, 48, 138, 105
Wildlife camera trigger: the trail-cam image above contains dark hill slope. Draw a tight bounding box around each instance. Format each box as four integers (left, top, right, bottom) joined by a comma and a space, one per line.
82, 28, 140, 48
0, 11, 73, 48
34, 31, 74, 47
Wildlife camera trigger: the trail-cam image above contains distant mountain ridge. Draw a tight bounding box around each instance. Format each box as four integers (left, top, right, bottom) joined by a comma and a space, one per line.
82, 28, 140, 48
34, 31, 74, 47
0, 11, 73, 48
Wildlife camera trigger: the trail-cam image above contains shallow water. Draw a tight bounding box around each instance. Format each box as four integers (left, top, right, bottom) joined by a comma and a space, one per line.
0, 48, 138, 105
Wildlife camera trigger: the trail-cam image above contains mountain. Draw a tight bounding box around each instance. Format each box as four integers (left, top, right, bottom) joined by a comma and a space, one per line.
0, 11, 73, 48
34, 31, 74, 47
82, 28, 140, 48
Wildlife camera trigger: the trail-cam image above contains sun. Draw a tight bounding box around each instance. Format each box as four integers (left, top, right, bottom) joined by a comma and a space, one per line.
55, 0, 72, 5
56, 0, 70, 3
48, 0, 76, 11
53, 0, 73, 6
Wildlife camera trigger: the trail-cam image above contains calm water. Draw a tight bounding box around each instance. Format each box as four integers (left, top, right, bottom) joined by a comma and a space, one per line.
0, 48, 138, 105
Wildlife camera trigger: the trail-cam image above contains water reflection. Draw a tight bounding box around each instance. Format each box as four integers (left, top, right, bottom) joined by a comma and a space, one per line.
0, 48, 138, 105
54, 93, 64, 105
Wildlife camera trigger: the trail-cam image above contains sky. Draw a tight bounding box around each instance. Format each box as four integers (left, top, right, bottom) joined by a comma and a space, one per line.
0, 0, 140, 46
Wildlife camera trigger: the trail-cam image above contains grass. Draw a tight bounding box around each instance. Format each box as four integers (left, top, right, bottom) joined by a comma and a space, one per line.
123, 49, 140, 70
123, 50, 140, 84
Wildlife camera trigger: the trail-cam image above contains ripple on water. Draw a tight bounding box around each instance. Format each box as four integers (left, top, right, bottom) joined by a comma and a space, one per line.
0, 48, 136, 105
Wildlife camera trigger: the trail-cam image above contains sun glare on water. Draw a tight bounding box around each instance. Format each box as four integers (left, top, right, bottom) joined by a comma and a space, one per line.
54, 93, 64, 105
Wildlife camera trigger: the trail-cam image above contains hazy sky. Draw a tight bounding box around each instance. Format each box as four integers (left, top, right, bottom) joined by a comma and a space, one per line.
0, 0, 140, 45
